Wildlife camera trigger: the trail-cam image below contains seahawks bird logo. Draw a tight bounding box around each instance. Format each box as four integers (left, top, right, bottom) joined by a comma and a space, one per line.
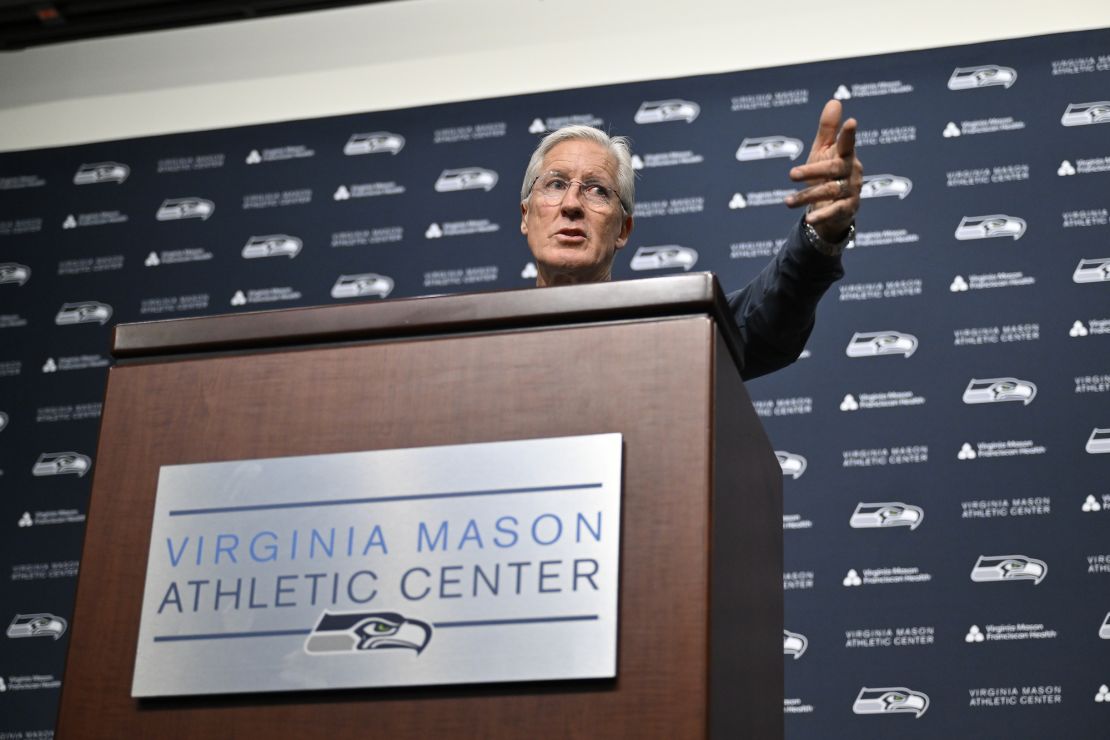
305, 611, 432, 654
853, 686, 930, 718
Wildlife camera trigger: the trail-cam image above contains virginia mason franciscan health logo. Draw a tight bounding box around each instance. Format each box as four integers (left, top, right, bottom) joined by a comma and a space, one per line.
131, 435, 622, 698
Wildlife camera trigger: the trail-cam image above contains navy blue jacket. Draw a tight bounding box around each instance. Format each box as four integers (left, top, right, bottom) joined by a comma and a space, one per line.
727, 218, 845, 380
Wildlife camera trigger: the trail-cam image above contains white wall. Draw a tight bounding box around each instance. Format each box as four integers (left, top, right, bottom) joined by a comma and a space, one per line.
1, 0, 1108, 152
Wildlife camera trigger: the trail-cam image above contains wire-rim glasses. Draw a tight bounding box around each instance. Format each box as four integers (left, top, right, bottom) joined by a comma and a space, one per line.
529, 173, 625, 213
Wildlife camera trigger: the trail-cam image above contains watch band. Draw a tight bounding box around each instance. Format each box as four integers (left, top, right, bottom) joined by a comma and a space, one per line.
803, 221, 854, 256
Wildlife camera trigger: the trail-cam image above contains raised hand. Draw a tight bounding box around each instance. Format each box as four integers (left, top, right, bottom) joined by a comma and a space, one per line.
784, 99, 863, 242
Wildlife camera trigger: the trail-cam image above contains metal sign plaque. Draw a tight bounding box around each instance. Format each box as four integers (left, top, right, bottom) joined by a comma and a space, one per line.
131, 434, 622, 697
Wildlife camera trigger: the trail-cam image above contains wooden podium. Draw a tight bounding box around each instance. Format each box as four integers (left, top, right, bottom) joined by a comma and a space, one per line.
56, 274, 784, 739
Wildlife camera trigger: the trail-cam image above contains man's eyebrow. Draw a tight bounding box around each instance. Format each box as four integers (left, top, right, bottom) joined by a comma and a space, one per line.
542, 168, 611, 183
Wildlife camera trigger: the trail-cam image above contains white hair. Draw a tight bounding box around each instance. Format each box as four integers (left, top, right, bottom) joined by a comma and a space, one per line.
520, 125, 635, 213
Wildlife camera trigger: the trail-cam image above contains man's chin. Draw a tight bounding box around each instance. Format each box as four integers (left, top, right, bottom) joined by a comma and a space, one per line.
535, 255, 610, 285
536, 246, 581, 266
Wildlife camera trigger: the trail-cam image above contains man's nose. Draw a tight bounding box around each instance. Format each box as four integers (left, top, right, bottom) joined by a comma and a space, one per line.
560, 182, 585, 215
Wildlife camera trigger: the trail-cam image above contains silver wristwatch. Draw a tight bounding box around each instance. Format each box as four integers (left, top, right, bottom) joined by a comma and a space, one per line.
802, 221, 854, 256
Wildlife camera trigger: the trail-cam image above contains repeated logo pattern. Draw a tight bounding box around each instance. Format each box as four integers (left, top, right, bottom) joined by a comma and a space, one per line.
1, 27, 1108, 739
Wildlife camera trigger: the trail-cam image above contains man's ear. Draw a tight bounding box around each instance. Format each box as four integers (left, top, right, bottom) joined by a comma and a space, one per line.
520, 201, 529, 235
614, 213, 633, 250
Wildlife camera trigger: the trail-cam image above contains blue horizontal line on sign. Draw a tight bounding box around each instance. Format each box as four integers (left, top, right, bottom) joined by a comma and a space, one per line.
168, 482, 603, 517
153, 628, 312, 642
153, 615, 598, 642
433, 614, 599, 628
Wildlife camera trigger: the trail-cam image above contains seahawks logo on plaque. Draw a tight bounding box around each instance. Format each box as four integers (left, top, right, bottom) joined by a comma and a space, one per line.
305, 611, 432, 655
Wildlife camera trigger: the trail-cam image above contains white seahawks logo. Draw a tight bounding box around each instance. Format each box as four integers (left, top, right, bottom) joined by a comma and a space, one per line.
860, 175, 912, 200
1087, 428, 1110, 454
948, 65, 1017, 90
55, 301, 113, 326
853, 687, 929, 718
73, 162, 130, 185
634, 99, 700, 124
846, 331, 918, 358
970, 555, 1047, 585
32, 451, 92, 477
775, 451, 807, 479
1061, 101, 1110, 127
434, 168, 498, 192
783, 630, 808, 659
1073, 257, 1110, 283
954, 215, 1026, 241
242, 235, 302, 259
0, 263, 31, 286
736, 136, 804, 162
962, 377, 1036, 405
331, 273, 394, 299
849, 502, 924, 530
344, 132, 405, 156
629, 245, 698, 272
7, 613, 67, 640
156, 198, 214, 221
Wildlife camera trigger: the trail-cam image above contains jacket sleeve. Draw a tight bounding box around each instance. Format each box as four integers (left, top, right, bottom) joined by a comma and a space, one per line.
725, 218, 846, 380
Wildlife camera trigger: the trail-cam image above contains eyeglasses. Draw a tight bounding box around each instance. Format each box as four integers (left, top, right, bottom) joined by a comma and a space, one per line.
529, 174, 625, 212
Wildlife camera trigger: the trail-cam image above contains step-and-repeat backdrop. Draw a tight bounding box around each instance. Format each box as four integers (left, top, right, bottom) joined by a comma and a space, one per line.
1, 26, 1108, 739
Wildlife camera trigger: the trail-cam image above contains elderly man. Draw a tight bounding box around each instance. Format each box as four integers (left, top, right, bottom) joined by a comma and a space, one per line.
520, 100, 861, 380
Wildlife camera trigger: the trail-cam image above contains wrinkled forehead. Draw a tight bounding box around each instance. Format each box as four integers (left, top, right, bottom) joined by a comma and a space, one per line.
540, 140, 619, 182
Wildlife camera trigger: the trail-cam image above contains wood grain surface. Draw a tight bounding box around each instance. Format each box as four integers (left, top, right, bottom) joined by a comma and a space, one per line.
54, 315, 781, 736
59, 317, 733, 739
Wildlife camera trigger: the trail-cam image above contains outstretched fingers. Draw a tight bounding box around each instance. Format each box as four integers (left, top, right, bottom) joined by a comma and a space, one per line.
837, 117, 858, 159
790, 158, 852, 182
811, 99, 843, 153
785, 179, 845, 208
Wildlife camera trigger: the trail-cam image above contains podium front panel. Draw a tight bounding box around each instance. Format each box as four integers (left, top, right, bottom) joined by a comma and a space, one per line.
59, 316, 748, 739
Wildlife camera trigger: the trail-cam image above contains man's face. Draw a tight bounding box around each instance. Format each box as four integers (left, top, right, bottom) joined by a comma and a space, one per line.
521, 139, 633, 286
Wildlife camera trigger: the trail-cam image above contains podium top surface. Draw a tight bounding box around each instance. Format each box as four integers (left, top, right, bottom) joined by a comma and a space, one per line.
112, 272, 743, 365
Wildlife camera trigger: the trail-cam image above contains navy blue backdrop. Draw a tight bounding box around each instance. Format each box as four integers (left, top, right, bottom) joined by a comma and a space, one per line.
1, 27, 1108, 739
